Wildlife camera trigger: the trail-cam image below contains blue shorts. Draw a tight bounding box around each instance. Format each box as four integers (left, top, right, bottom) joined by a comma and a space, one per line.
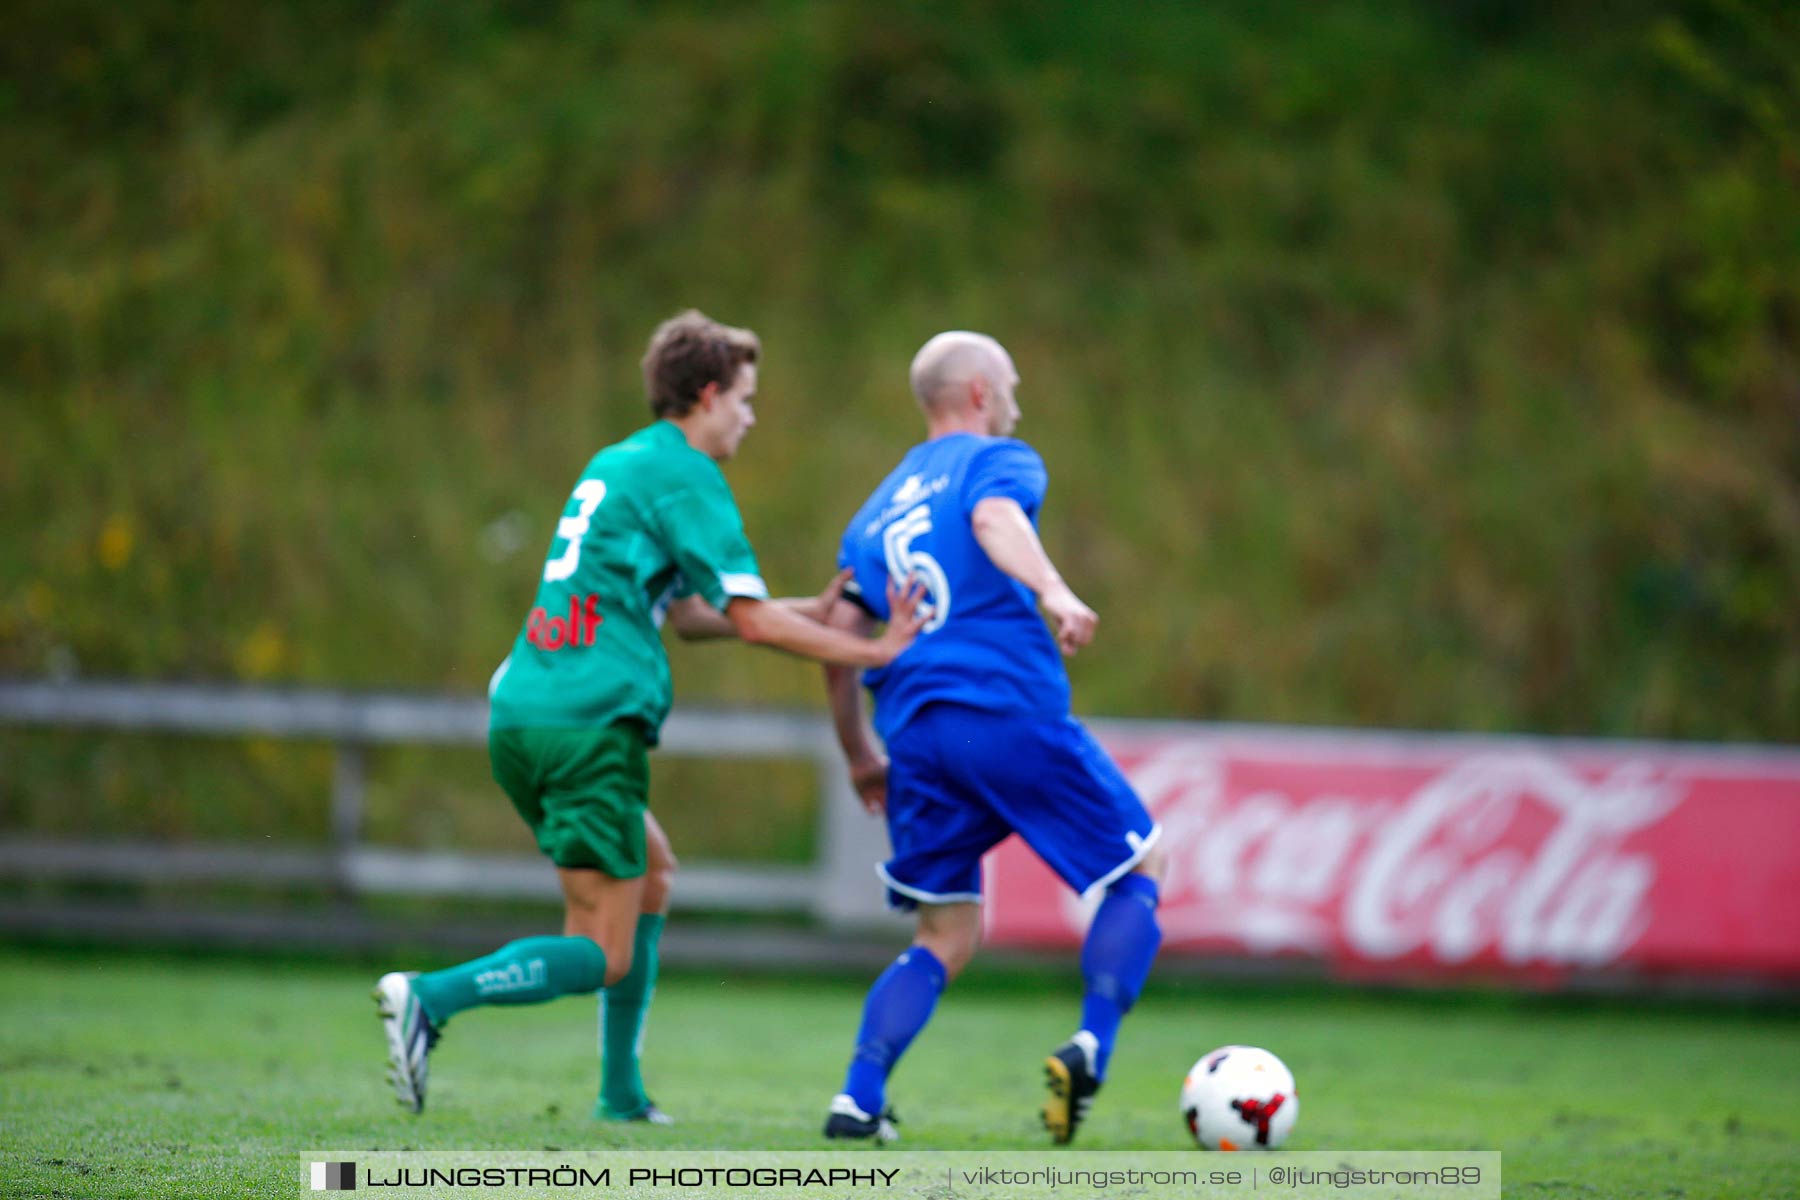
879, 703, 1159, 910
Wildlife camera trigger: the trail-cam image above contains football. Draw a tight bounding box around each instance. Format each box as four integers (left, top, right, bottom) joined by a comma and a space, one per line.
1180, 1045, 1299, 1151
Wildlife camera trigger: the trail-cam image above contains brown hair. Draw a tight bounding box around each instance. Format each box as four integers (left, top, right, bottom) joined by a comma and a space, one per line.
641, 309, 761, 418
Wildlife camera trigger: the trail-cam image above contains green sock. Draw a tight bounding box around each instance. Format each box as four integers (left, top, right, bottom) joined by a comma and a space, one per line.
596, 913, 664, 1119
412, 936, 607, 1027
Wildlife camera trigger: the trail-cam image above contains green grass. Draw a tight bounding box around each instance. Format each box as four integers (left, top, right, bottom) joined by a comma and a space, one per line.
2, 946, 1797, 1198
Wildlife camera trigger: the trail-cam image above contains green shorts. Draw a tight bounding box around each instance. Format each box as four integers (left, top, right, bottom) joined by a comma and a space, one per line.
488, 722, 650, 878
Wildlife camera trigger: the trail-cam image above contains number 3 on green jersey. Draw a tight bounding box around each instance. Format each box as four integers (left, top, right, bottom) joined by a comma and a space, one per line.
544, 479, 608, 582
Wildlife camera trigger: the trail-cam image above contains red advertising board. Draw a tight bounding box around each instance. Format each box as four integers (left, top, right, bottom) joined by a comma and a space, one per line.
981, 727, 1800, 983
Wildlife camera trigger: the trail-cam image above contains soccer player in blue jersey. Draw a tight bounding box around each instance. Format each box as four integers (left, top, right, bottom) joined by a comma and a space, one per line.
818, 331, 1166, 1145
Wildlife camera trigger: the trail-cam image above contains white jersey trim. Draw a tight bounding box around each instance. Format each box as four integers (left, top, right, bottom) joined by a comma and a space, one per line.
488, 654, 512, 698
876, 862, 983, 908
1086, 822, 1163, 897
719, 571, 769, 600
650, 575, 683, 629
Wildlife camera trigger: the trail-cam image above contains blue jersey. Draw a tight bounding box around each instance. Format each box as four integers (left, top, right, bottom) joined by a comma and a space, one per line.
838, 433, 1071, 740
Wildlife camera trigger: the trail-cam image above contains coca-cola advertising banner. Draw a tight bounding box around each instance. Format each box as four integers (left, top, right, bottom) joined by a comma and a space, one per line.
982, 727, 1800, 983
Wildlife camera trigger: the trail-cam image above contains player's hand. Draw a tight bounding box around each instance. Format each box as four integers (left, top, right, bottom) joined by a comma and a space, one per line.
794, 568, 854, 623
1041, 582, 1097, 656
872, 575, 929, 664
850, 754, 889, 816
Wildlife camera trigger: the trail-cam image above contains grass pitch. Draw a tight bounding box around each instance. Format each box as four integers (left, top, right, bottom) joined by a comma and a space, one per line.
2, 945, 1796, 1198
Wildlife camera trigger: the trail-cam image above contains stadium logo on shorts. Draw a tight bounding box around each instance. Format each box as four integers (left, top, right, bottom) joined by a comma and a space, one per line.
310, 1162, 356, 1191
527, 594, 603, 650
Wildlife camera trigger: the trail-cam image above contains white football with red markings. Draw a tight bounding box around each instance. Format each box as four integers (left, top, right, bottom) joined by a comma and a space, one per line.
1180, 1045, 1299, 1151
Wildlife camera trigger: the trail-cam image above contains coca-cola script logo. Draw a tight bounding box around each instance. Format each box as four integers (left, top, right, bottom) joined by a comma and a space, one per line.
1081, 746, 1684, 969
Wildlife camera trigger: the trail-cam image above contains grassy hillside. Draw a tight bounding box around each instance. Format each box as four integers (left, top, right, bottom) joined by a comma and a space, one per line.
1, 1, 1796, 846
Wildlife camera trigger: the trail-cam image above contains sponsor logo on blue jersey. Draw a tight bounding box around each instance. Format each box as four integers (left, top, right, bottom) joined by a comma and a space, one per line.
840, 434, 1069, 739
863, 472, 951, 537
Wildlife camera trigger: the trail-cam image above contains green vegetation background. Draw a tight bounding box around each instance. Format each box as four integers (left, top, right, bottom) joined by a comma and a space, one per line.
2, 1, 1797, 852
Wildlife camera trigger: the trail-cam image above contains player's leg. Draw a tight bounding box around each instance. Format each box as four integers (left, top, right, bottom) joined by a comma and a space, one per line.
946, 712, 1164, 1142
597, 811, 677, 1123
1050, 741, 1163, 1143
374, 870, 622, 1116
1073, 842, 1166, 1079
826, 709, 1004, 1141
557, 866, 643, 982
410, 723, 644, 1022
375, 724, 643, 1114
826, 902, 978, 1140
913, 899, 981, 978
396, 868, 626, 1033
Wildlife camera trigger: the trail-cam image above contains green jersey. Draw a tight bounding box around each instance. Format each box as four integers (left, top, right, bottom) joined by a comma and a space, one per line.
488, 420, 767, 739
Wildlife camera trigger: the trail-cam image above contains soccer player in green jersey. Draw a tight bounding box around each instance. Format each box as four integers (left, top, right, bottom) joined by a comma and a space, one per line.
375, 310, 925, 1121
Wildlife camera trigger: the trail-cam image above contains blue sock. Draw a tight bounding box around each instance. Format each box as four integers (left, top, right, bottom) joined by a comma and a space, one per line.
842, 946, 948, 1115
1079, 873, 1162, 1080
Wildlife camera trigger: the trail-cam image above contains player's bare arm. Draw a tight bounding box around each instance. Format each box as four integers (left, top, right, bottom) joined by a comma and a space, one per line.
820, 597, 888, 815
970, 495, 1098, 655
664, 595, 738, 640
664, 568, 855, 642
727, 576, 927, 667
782, 567, 854, 623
